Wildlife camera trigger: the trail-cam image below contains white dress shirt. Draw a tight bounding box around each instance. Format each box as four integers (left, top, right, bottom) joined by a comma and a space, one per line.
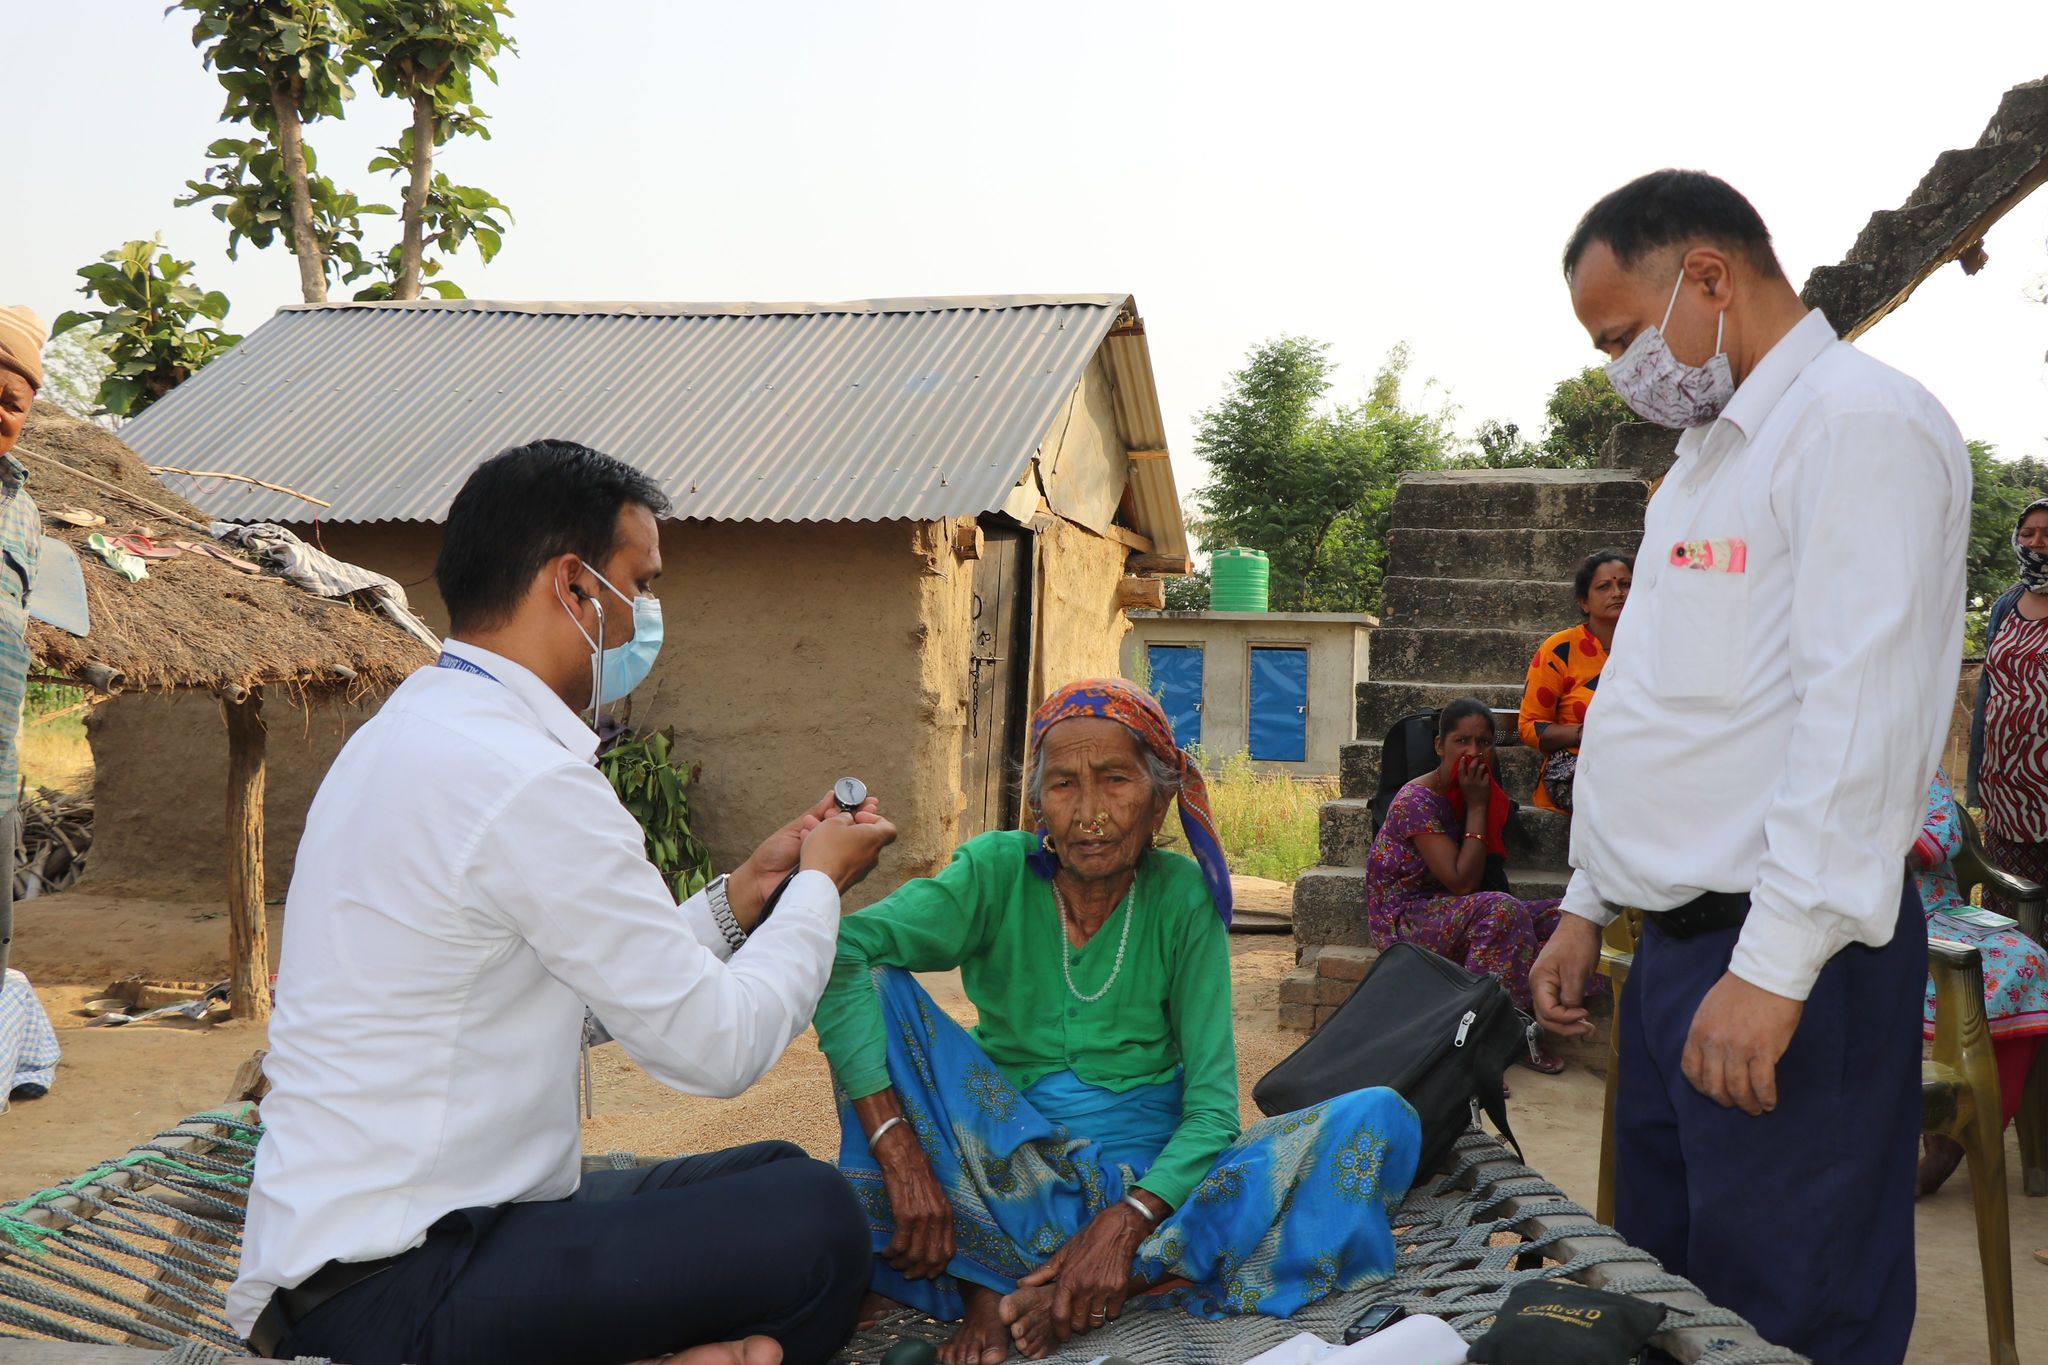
1562, 309, 1970, 1002
228, 639, 840, 1333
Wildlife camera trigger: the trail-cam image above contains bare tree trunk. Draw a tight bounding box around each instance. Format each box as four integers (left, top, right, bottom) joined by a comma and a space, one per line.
223, 689, 271, 1026
395, 90, 437, 301
269, 83, 328, 305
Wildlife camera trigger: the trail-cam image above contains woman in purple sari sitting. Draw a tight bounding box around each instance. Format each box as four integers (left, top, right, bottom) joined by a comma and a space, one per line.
1365, 698, 1577, 1071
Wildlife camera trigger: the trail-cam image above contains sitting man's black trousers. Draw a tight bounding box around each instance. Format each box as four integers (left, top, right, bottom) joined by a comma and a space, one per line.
273, 1141, 870, 1365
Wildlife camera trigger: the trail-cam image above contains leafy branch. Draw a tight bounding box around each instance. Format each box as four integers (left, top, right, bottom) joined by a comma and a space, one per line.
50, 239, 241, 418
597, 728, 714, 902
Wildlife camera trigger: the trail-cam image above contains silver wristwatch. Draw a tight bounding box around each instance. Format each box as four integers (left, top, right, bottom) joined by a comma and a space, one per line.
706, 873, 748, 953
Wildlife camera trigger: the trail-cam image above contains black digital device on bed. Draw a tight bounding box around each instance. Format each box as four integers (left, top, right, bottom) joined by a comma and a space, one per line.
1342, 1301, 1407, 1342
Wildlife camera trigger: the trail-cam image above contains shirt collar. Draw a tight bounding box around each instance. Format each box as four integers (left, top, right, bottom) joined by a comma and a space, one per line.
439, 637, 598, 762
1715, 308, 1835, 441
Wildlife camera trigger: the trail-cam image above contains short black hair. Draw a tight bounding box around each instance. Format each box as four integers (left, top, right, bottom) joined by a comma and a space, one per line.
1562, 170, 1784, 283
436, 439, 671, 633
1574, 549, 1635, 604
1437, 696, 1495, 740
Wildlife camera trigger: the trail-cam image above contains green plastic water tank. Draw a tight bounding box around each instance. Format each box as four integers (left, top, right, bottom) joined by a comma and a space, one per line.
1210, 546, 1270, 612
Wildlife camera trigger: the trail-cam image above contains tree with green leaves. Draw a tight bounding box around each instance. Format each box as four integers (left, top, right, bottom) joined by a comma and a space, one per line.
1538, 366, 1635, 466
179, 136, 391, 292
345, 0, 515, 300
173, 0, 363, 304
348, 171, 508, 300
1190, 338, 1454, 613
1963, 440, 2048, 652
50, 240, 241, 417
1467, 366, 1635, 469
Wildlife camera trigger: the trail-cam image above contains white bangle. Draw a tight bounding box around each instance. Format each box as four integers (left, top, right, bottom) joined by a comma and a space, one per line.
1122, 1194, 1158, 1222
866, 1115, 907, 1148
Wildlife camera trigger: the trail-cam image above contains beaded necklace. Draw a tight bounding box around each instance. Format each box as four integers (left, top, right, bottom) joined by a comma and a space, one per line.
1052, 879, 1135, 1004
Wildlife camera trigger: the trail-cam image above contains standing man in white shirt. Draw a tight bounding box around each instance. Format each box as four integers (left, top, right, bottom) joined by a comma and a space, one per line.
1530, 171, 1969, 1364
233, 439, 898, 1365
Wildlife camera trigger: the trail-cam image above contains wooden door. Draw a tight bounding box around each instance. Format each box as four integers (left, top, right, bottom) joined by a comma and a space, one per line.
961, 527, 1031, 837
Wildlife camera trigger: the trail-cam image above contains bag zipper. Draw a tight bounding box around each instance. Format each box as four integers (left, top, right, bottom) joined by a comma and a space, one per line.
1453, 1008, 1477, 1047
1525, 1019, 1544, 1064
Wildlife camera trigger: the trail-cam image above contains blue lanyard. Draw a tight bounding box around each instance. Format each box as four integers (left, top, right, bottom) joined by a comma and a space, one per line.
435, 652, 499, 683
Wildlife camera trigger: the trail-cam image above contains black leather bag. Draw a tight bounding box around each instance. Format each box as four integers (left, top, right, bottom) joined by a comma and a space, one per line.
1252, 942, 1532, 1176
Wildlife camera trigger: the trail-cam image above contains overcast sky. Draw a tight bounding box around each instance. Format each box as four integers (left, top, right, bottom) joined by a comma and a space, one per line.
13, 2, 2048, 524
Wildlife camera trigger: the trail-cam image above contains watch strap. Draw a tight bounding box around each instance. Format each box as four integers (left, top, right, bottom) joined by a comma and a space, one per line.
706, 873, 748, 953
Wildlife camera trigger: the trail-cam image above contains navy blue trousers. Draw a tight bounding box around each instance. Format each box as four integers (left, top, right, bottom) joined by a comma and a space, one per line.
277, 1141, 870, 1365
1615, 882, 1924, 1365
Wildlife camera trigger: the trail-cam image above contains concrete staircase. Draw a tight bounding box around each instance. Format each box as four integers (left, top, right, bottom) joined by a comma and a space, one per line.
1282, 468, 1648, 1034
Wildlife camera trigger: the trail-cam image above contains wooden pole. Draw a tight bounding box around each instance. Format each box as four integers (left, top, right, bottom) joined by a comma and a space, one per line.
223, 688, 270, 1025
1125, 552, 1194, 577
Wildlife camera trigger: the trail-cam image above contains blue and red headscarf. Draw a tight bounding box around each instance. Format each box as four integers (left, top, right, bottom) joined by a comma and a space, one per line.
1026, 677, 1233, 925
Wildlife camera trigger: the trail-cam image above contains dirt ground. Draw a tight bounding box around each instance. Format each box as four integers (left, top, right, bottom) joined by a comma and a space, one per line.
5, 878, 2046, 1362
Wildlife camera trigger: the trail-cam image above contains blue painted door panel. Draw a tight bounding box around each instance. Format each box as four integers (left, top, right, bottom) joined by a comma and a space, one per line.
1147, 644, 1204, 752
1248, 646, 1308, 762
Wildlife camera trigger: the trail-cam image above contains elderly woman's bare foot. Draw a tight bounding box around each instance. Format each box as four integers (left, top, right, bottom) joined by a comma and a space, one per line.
627, 1335, 782, 1365
941, 1284, 1012, 1364
997, 1284, 1066, 1360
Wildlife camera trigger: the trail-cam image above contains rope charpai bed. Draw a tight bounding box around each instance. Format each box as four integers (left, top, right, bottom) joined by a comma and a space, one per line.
842, 1130, 1808, 1365
0, 1115, 1808, 1365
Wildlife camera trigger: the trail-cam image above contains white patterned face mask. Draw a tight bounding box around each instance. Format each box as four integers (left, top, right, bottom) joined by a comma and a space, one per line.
1604, 272, 1734, 429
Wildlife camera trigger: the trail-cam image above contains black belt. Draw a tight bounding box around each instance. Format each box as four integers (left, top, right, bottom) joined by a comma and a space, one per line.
247, 1252, 402, 1358
1647, 890, 1751, 940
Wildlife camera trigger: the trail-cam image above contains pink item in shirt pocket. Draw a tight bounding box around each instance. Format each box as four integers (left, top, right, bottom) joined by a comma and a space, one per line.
1669, 537, 1747, 573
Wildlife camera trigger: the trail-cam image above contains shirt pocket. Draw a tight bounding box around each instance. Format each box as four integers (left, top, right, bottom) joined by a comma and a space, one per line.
1646, 569, 1750, 709
0, 548, 27, 605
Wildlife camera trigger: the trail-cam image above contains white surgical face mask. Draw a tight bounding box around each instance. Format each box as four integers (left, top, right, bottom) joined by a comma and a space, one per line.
1603, 272, 1735, 429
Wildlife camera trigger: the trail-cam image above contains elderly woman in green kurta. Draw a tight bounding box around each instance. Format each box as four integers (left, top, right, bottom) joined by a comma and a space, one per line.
813, 679, 1422, 1364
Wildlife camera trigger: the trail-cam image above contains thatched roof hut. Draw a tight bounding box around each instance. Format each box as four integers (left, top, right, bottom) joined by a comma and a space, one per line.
6, 402, 434, 1019
16, 403, 429, 699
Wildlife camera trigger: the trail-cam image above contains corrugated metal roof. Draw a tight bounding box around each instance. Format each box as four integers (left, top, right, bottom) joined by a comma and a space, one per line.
120, 295, 1182, 544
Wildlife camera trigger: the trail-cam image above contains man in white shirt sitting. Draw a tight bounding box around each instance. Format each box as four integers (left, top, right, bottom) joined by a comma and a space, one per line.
1530, 172, 1969, 1364
231, 439, 898, 1365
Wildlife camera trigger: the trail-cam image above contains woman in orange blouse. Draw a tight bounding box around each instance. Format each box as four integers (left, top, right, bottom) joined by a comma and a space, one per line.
1517, 550, 1633, 813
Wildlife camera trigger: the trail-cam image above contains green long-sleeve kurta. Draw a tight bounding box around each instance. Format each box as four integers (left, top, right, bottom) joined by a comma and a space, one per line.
813, 830, 1240, 1209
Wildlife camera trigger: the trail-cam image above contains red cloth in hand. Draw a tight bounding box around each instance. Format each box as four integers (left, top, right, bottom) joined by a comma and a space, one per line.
1446, 761, 1512, 857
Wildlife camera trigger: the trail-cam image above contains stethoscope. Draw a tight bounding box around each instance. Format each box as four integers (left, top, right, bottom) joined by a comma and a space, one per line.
579, 777, 870, 1120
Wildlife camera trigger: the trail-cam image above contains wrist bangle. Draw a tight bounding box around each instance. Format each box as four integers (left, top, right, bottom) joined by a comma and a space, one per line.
866, 1115, 907, 1148
1464, 832, 1485, 842
1122, 1194, 1158, 1222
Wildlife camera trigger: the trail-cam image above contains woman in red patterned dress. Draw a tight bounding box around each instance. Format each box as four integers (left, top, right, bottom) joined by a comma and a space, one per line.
1971, 500, 2048, 911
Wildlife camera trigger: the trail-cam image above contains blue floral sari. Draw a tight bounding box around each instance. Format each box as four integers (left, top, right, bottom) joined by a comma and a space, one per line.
835, 968, 1422, 1322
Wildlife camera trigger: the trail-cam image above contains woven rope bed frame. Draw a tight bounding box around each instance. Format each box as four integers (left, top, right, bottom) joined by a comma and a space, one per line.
0, 1116, 1807, 1365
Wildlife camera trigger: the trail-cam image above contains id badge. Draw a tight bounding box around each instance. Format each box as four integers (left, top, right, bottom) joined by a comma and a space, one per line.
1669, 537, 1746, 573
